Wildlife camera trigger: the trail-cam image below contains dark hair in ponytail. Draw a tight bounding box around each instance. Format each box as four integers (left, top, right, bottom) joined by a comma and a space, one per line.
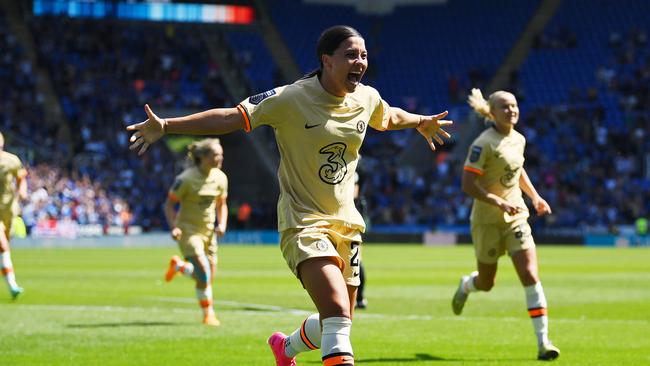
299, 25, 363, 80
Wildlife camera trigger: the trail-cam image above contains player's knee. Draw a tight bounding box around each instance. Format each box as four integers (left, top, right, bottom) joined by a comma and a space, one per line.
521, 273, 539, 287
321, 301, 352, 319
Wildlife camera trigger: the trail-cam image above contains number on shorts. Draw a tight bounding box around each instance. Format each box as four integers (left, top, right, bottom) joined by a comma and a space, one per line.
350, 241, 360, 268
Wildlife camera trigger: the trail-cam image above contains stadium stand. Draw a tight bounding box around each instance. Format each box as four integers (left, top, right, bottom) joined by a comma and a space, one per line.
21, 9, 278, 231
27, 16, 210, 230
0, 0, 647, 238
0, 8, 58, 162
512, 0, 650, 233
22, 163, 132, 235
225, 28, 277, 94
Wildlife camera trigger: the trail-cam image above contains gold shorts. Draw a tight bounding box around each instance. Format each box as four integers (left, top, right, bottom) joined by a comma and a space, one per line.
470, 219, 535, 264
0, 210, 13, 234
280, 224, 362, 286
177, 227, 217, 265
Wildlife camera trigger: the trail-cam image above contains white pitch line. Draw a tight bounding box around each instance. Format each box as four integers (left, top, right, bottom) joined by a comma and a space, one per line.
149, 297, 650, 326
153, 296, 311, 315
4, 300, 648, 327
2, 303, 197, 315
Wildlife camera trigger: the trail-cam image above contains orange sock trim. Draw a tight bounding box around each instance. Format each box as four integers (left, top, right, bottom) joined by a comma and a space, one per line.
199, 299, 212, 308
322, 353, 354, 366
528, 307, 548, 318
300, 318, 319, 350
1, 267, 12, 275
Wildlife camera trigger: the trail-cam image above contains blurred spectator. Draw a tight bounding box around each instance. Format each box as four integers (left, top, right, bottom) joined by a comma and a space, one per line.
23, 163, 131, 233
236, 202, 252, 229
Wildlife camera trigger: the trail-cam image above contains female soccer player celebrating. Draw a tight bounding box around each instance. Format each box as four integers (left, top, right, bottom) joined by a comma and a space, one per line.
452, 89, 560, 361
128, 25, 451, 365
163, 138, 228, 326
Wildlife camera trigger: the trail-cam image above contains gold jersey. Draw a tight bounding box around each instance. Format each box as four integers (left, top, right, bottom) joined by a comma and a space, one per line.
464, 126, 528, 224
0, 150, 26, 215
238, 76, 390, 232
169, 166, 228, 234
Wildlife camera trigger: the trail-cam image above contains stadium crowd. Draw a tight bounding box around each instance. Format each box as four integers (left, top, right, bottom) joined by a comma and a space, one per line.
358, 26, 650, 234
22, 163, 131, 234
25, 16, 231, 231
0, 9, 58, 158
2, 11, 648, 235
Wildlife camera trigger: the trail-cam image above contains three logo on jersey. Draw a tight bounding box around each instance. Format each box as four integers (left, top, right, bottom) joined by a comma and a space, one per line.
304, 120, 367, 186
500, 165, 520, 188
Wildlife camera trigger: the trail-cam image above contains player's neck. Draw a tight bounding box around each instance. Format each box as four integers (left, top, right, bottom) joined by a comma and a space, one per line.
198, 165, 213, 175
318, 74, 347, 98
493, 123, 513, 135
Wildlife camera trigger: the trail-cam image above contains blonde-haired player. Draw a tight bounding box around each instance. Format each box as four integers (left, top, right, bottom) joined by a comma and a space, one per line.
0, 132, 27, 299
452, 89, 560, 360
163, 138, 227, 326
128, 25, 452, 366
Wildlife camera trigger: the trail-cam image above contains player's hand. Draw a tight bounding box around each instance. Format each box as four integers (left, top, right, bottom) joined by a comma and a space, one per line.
171, 227, 182, 241
416, 110, 453, 151
532, 197, 552, 216
127, 104, 166, 155
498, 200, 525, 216
215, 227, 226, 236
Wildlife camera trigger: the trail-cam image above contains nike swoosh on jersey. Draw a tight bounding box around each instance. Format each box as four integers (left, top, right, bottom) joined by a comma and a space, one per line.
304, 123, 321, 129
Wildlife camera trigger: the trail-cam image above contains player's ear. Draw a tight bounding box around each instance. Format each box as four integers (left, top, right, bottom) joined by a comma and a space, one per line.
322, 54, 332, 70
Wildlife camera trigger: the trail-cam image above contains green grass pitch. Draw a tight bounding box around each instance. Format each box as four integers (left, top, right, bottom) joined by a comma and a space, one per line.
0, 243, 648, 365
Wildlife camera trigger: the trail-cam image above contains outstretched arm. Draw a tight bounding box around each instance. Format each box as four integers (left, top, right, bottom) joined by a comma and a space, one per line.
386, 107, 453, 151
127, 104, 245, 155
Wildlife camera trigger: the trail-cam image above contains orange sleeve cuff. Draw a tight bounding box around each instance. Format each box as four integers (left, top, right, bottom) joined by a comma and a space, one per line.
167, 192, 180, 202
463, 166, 484, 175
236, 104, 251, 133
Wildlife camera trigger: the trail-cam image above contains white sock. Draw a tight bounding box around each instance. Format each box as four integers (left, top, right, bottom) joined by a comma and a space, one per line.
525, 281, 550, 346
285, 313, 321, 357
0, 252, 19, 289
321, 317, 354, 365
196, 286, 215, 317
463, 271, 478, 294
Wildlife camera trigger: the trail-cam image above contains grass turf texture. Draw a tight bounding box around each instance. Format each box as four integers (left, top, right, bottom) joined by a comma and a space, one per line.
1, 244, 648, 365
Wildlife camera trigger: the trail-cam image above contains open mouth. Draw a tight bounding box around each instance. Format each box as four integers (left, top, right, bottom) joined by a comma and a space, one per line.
347, 71, 362, 85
